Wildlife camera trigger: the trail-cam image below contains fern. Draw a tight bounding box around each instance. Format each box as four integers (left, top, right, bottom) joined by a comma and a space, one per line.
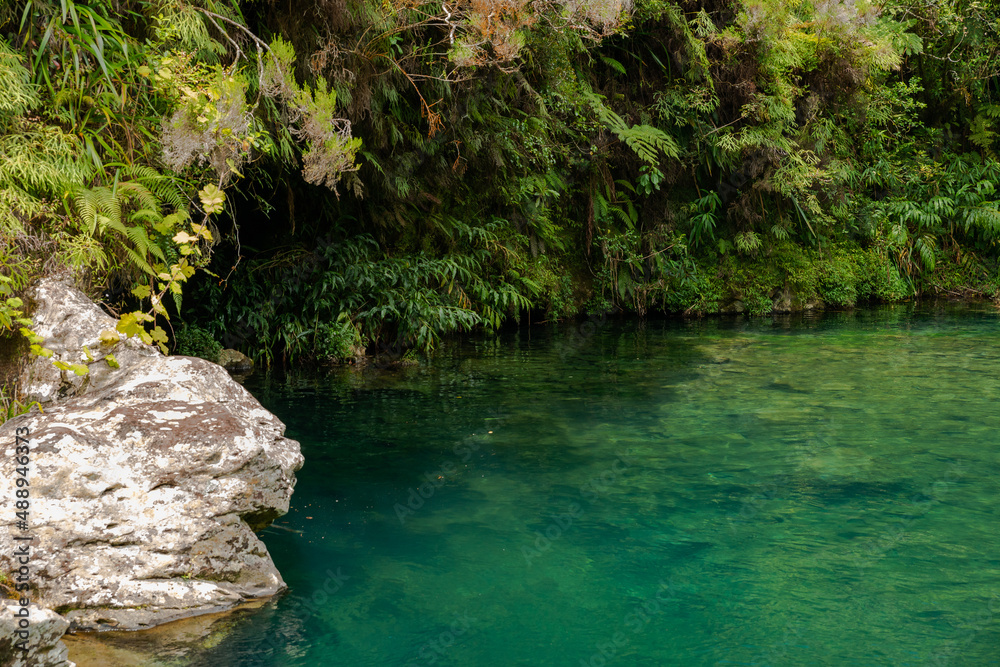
600, 55, 626, 75
121, 165, 188, 212
915, 235, 936, 271
70, 180, 179, 277
0, 38, 39, 121
151, 1, 227, 61
969, 114, 997, 153
0, 125, 93, 197
588, 95, 680, 166
735, 231, 763, 254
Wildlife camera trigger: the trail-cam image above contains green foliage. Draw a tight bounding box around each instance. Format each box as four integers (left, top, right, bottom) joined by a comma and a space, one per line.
315, 317, 364, 362
262, 37, 361, 191
668, 242, 912, 315
588, 93, 679, 166
187, 218, 538, 363
0, 384, 42, 427
0, 39, 40, 122
868, 154, 1000, 281
72, 181, 171, 275
1, 0, 999, 369
174, 325, 222, 361
0, 275, 33, 334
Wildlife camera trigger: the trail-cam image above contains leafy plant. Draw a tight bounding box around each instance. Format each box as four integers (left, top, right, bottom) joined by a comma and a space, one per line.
173, 325, 222, 361
315, 317, 364, 362
0, 383, 42, 426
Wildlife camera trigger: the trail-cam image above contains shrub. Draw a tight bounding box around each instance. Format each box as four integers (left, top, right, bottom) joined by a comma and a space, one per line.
174, 325, 222, 361
315, 319, 363, 362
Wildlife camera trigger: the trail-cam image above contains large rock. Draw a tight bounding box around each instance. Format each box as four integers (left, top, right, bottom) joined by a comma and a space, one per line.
0, 278, 303, 635
19, 277, 158, 405
0, 602, 74, 667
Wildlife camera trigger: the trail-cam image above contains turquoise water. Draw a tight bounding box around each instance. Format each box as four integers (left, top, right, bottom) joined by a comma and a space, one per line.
71, 307, 1000, 666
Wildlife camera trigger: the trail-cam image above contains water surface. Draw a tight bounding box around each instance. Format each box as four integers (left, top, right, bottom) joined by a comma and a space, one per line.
69, 306, 1000, 666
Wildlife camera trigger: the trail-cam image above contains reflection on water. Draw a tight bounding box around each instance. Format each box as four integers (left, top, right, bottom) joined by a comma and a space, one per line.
70, 305, 1000, 666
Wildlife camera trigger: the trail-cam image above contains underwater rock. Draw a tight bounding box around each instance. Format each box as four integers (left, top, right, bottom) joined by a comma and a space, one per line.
60, 598, 272, 667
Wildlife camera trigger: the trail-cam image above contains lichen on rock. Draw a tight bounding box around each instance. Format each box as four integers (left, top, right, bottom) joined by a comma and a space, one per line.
0, 602, 74, 667
0, 278, 303, 640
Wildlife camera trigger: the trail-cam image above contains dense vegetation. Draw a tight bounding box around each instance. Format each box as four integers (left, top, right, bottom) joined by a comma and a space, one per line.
1, 0, 999, 379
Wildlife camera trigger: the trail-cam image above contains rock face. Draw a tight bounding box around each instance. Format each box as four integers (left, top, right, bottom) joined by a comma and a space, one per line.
19, 277, 147, 406
771, 286, 825, 313
1, 278, 303, 635
0, 602, 74, 667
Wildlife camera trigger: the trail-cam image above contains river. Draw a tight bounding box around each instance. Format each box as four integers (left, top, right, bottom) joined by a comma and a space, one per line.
67, 305, 1000, 666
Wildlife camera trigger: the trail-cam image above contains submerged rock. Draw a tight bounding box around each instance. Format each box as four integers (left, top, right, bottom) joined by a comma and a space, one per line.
1, 278, 303, 637
61, 598, 272, 667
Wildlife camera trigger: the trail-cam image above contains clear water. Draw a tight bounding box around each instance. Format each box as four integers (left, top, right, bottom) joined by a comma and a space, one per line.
68, 307, 1000, 666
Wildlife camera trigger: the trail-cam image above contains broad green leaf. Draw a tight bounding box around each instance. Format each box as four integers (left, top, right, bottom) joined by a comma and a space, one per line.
151, 326, 169, 344
116, 313, 142, 337
30, 345, 54, 358
191, 223, 213, 241
198, 184, 226, 215
20, 327, 43, 344
68, 363, 89, 376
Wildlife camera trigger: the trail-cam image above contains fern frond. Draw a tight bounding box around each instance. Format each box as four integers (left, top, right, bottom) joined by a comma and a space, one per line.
74, 187, 100, 235
120, 242, 156, 276
116, 181, 158, 212
588, 95, 680, 166
0, 127, 92, 196
0, 39, 39, 120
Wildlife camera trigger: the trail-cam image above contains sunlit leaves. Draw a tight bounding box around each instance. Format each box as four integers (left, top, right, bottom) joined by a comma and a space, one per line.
53, 360, 89, 376
198, 184, 225, 214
